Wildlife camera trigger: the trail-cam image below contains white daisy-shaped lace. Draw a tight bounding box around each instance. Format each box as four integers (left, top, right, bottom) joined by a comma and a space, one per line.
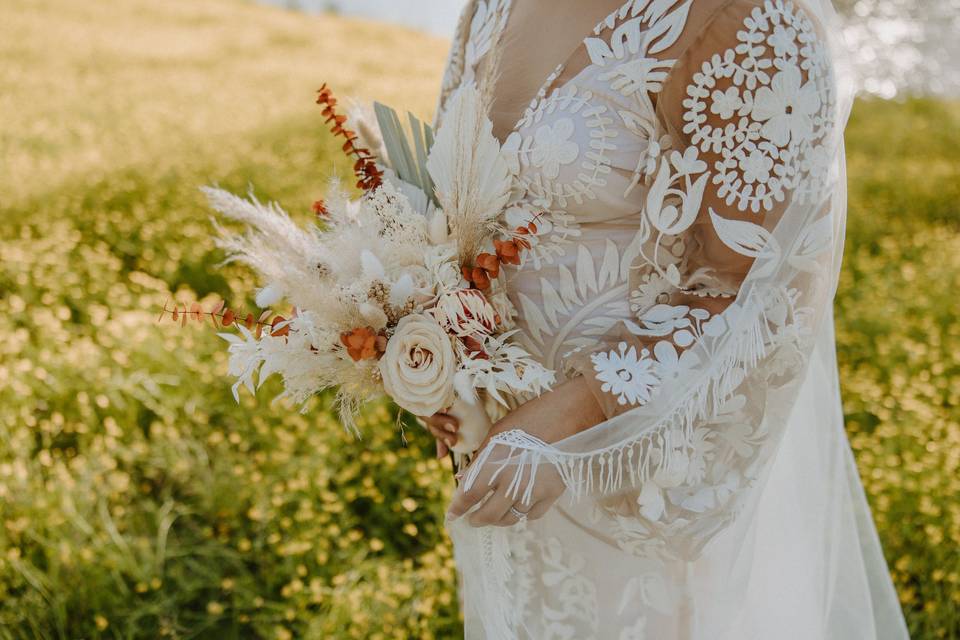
768, 24, 799, 58
591, 342, 661, 407
752, 64, 821, 147
710, 86, 744, 120
531, 118, 579, 179
739, 148, 775, 184
629, 272, 675, 314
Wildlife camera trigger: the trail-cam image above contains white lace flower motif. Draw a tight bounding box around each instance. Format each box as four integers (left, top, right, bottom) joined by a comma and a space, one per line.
752, 64, 822, 147
629, 272, 674, 314
638, 137, 663, 178
710, 86, 744, 120
531, 118, 579, 179
768, 24, 799, 58
591, 342, 661, 407
652, 340, 700, 382
739, 148, 775, 184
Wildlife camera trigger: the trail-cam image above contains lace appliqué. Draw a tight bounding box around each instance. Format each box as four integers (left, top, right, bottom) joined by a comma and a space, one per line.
592, 342, 660, 407
681, 0, 836, 213
591, 301, 726, 408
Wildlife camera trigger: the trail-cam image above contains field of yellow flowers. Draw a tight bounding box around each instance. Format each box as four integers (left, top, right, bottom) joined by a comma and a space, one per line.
0, 0, 957, 638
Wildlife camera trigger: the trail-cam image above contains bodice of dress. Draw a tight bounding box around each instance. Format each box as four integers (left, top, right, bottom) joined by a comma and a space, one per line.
440, 0, 837, 416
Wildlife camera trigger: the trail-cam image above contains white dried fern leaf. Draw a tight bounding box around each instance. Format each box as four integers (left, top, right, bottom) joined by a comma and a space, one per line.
426, 84, 511, 260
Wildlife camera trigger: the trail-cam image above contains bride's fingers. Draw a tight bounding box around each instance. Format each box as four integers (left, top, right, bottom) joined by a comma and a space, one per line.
521, 498, 553, 522
428, 424, 457, 448
424, 413, 459, 433
447, 471, 498, 520
489, 496, 554, 527
467, 487, 514, 527
436, 439, 448, 459
495, 511, 521, 527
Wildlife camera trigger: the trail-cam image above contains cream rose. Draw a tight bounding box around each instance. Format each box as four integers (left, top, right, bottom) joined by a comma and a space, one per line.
379, 314, 457, 416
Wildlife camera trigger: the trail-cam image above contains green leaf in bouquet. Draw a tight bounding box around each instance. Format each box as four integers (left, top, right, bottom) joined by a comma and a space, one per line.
374, 102, 437, 207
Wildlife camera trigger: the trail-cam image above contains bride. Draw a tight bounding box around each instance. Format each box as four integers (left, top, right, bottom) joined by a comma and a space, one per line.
419, 0, 909, 637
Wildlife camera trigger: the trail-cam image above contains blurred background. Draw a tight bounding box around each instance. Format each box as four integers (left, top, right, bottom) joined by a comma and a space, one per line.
0, 0, 957, 638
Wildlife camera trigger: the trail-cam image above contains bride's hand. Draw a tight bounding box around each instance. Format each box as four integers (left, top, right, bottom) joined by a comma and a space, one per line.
447, 444, 567, 526
447, 377, 606, 527
419, 413, 460, 459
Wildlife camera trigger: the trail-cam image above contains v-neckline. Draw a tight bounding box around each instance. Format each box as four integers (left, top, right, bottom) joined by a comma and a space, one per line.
484, 0, 631, 144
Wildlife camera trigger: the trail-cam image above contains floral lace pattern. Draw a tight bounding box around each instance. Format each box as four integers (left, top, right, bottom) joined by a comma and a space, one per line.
438, 0, 844, 637
591, 342, 659, 407
681, 0, 836, 213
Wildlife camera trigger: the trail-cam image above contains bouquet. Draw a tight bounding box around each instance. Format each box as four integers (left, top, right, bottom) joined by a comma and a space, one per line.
164, 83, 553, 455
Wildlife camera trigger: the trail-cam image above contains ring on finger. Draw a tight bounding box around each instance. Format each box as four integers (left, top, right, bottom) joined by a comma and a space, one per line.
509, 506, 528, 521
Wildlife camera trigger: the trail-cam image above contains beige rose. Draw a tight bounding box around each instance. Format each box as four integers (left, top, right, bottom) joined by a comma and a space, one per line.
379, 314, 457, 416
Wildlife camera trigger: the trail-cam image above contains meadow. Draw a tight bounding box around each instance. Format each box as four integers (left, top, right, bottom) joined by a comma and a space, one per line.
0, 0, 957, 638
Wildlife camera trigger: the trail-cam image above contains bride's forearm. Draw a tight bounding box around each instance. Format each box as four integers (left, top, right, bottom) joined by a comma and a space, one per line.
485, 377, 607, 446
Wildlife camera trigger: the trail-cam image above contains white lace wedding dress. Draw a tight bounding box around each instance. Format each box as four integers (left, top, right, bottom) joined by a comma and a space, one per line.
435, 1, 910, 637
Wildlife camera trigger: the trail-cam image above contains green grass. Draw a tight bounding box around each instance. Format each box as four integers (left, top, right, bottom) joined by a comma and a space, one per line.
0, 0, 958, 638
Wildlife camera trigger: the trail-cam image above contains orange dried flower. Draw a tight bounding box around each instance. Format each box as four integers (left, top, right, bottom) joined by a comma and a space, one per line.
340, 326, 386, 361
475, 252, 500, 278
461, 265, 491, 290
494, 239, 522, 266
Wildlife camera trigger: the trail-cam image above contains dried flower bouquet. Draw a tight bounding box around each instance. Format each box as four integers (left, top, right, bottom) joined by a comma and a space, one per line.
166, 83, 553, 452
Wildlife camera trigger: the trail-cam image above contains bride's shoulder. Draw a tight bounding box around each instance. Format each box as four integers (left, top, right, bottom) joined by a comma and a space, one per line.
662, 0, 831, 58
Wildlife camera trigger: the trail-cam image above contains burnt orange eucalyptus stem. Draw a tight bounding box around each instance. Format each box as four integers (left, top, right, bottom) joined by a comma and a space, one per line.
158, 300, 291, 339
316, 83, 384, 193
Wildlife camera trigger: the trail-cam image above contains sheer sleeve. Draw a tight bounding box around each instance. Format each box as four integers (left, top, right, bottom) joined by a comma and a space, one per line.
468, 0, 846, 556
567, 0, 832, 420
556, 0, 831, 418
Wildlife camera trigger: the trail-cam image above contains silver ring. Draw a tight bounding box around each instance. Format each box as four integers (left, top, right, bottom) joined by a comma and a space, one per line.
509, 506, 528, 521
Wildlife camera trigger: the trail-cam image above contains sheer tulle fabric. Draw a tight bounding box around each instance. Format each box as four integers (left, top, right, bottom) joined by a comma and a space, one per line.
436, 1, 908, 637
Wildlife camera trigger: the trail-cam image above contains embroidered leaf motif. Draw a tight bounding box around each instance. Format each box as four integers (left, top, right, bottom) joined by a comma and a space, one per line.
584, 36, 615, 67
556, 264, 581, 307
644, 0, 682, 24
576, 244, 598, 298
517, 292, 549, 344
645, 158, 672, 228
789, 214, 833, 273
709, 208, 782, 278
540, 277, 566, 326
628, 0, 654, 20
647, 0, 693, 55
677, 172, 709, 230
597, 239, 621, 290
